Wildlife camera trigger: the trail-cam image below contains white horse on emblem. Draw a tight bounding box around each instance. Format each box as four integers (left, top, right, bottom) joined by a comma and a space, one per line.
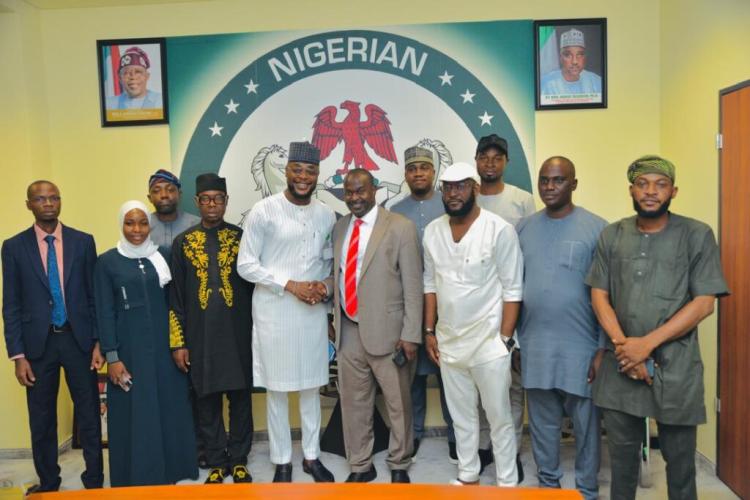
384, 138, 454, 209
239, 145, 288, 226
251, 144, 288, 197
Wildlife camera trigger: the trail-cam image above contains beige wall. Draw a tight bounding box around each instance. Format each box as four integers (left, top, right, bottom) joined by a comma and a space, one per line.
0, 0, 743, 466
660, 0, 750, 462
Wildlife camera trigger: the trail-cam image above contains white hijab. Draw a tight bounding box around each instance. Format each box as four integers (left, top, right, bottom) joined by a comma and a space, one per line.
116, 200, 171, 287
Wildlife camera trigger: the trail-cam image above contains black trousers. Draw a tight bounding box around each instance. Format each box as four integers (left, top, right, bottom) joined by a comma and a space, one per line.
27, 331, 103, 491
196, 388, 253, 469
603, 408, 697, 500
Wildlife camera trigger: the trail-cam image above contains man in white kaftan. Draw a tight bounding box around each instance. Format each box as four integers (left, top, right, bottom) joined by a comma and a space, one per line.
237, 142, 336, 483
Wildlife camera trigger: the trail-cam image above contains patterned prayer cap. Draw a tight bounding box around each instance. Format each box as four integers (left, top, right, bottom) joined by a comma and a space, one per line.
288, 142, 320, 165
119, 47, 150, 70
560, 29, 585, 49
148, 169, 181, 189
404, 146, 433, 166
627, 155, 676, 184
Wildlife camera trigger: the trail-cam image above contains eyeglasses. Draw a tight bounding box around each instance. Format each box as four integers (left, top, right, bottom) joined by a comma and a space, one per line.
197, 194, 227, 205
29, 196, 61, 204
441, 181, 473, 193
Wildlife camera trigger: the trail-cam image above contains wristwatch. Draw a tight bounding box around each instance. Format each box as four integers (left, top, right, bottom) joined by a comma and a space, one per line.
423, 327, 436, 337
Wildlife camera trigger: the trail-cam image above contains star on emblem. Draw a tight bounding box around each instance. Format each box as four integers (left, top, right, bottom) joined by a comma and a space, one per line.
244, 79, 259, 94
438, 71, 454, 86
224, 99, 239, 114
209, 122, 223, 137
460, 89, 475, 104
478, 111, 494, 126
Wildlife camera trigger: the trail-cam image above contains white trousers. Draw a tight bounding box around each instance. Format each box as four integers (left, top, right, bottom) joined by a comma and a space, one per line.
266, 388, 321, 464
441, 355, 517, 486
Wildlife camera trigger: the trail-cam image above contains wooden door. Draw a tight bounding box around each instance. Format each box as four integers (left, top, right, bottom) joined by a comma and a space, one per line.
718, 80, 750, 499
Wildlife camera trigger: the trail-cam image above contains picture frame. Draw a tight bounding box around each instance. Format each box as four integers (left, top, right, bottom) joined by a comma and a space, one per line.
534, 18, 607, 110
97, 37, 169, 126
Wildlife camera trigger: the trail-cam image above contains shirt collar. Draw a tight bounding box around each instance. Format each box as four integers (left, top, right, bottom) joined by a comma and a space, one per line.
34, 221, 63, 243
353, 205, 378, 227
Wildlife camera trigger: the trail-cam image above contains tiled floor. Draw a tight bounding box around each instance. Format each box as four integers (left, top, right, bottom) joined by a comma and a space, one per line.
0, 436, 740, 499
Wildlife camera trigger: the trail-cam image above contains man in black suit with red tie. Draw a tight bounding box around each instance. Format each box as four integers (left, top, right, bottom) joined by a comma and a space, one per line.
2, 180, 104, 494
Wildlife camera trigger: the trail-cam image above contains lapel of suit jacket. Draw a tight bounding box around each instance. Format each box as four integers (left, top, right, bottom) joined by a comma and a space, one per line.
61, 225, 74, 289
360, 207, 388, 279
22, 226, 50, 292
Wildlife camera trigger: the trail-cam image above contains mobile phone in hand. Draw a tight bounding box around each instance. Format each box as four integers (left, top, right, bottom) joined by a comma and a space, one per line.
119, 374, 133, 392
392, 347, 407, 368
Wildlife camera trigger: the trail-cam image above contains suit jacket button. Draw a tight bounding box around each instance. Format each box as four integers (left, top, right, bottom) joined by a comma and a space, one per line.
49, 301, 53, 306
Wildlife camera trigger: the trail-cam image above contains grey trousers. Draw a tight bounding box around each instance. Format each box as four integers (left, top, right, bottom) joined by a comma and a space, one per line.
338, 314, 414, 472
602, 408, 697, 500
527, 388, 600, 500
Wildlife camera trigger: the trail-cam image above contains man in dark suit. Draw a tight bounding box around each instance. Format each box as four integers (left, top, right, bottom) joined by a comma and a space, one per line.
2, 180, 104, 493
332, 169, 423, 483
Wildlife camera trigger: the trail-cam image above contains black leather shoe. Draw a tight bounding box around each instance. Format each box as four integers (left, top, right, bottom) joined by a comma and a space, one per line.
302, 458, 335, 482
25, 484, 58, 495
273, 463, 293, 483
478, 448, 494, 474
345, 465, 377, 483
391, 469, 410, 483
516, 453, 524, 483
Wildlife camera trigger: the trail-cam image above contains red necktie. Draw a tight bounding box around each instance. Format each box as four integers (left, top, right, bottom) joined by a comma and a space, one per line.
344, 219, 363, 317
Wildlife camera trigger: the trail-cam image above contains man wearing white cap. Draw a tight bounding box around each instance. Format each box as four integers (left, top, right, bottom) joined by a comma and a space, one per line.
541, 28, 602, 96
423, 162, 523, 486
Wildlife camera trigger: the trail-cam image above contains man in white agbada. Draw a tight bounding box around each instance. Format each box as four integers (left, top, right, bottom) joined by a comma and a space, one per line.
423, 162, 523, 486
237, 141, 336, 483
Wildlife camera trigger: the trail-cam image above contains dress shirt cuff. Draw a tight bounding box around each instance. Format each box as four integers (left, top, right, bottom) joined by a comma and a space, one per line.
272, 273, 290, 296
10, 354, 25, 361
105, 351, 120, 364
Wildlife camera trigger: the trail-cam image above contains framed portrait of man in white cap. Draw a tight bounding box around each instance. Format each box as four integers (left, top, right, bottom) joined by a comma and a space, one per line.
534, 18, 607, 110
97, 37, 169, 126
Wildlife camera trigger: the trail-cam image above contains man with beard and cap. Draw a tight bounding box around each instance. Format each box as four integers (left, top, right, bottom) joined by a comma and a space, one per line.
423, 162, 523, 487
390, 146, 456, 463
516, 157, 607, 500
147, 169, 200, 250
106, 46, 163, 110
586, 155, 728, 500
238, 141, 336, 483
169, 173, 254, 485
332, 168, 422, 483
475, 133, 534, 480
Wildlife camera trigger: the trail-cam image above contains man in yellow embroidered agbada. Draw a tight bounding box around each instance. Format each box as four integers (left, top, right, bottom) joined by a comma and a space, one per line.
169, 173, 254, 484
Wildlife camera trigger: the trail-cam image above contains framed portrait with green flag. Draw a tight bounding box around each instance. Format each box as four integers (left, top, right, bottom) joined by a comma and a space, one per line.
534, 18, 607, 110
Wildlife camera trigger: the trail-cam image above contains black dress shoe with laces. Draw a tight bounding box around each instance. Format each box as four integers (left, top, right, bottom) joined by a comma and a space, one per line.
302, 458, 335, 482
391, 469, 411, 483
273, 463, 293, 483
345, 465, 377, 483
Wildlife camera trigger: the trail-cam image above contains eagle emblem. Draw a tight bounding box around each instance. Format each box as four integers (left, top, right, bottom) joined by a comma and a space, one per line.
311, 100, 398, 174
